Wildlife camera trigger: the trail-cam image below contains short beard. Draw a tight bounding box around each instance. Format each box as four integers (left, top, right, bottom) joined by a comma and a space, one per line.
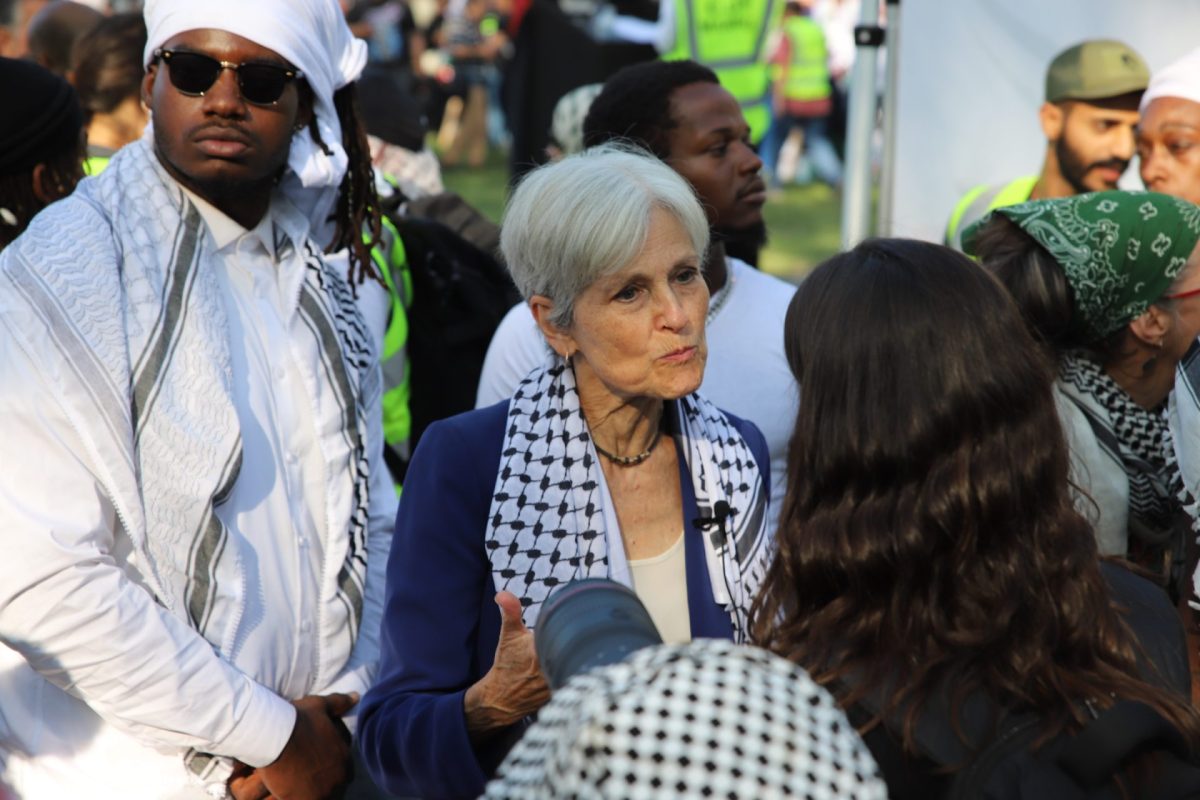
153, 125, 284, 213
1055, 136, 1127, 194
714, 221, 768, 266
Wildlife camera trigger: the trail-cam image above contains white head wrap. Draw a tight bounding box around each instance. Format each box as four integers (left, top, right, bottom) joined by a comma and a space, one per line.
1140, 47, 1200, 114
142, 0, 368, 233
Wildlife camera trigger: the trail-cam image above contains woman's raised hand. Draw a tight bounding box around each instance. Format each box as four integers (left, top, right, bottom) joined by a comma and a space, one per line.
463, 591, 551, 741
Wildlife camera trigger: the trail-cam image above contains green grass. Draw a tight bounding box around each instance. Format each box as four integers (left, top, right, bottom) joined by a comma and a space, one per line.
760, 183, 841, 281
442, 154, 841, 284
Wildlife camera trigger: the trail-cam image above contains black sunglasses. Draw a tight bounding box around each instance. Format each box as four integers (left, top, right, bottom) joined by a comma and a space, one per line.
153, 48, 303, 106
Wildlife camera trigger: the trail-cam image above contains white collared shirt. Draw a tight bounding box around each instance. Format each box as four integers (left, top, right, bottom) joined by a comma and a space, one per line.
186, 189, 328, 702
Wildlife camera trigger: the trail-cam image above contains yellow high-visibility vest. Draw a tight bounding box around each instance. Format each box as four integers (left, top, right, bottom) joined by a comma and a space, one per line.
662, 0, 782, 142
945, 176, 1038, 251
778, 16, 830, 104
84, 155, 111, 175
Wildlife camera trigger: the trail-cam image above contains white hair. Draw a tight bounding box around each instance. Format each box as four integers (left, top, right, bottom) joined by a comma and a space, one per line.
500, 142, 710, 328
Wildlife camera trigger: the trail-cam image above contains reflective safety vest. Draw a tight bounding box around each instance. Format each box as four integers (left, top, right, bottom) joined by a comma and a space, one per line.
945, 175, 1038, 251
370, 214, 412, 494
778, 16, 830, 103
84, 155, 111, 176
662, 0, 782, 142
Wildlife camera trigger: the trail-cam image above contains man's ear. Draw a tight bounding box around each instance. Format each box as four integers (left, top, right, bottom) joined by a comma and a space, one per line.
140, 62, 158, 112
30, 164, 55, 204
1129, 304, 1173, 348
529, 295, 576, 358
1039, 102, 1065, 142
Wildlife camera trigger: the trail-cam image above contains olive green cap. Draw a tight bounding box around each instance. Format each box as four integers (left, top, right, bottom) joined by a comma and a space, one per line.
1045, 40, 1149, 103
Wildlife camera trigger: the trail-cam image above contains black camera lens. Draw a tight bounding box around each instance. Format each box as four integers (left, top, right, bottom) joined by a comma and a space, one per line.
535, 579, 663, 690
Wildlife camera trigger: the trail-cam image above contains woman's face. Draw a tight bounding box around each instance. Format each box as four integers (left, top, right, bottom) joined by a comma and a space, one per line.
562, 207, 709, 403
1137, 97, 1200, 205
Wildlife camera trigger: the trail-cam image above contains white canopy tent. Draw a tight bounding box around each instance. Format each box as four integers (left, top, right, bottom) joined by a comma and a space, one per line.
844, 0, 1200, 246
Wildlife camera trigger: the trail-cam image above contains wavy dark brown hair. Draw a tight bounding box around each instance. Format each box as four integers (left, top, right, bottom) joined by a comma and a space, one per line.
750, 238, 1200, 755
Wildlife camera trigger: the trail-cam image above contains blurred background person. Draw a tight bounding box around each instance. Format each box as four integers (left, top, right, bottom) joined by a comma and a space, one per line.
484, 639, 888, 799
946, 40, 1149, 249
359, 145, 773, 799
0, 56, 85, 250
967, 192, 1200, 586
543, 81, 601, 161
809, 0, 855, 156
761, 0, 842, 191
439, 0, 507, 167
755, 237, 1199, 798
358, 65, 445, 199
590, 0, 781, 144
0, 0, 46, 56
345, 0, 423, 89
25, 0, 101, 76
70, 12, 147, 174
1139, 47, 1200, 206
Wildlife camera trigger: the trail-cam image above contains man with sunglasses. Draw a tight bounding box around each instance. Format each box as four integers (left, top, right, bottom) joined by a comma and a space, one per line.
0, 1, 396, 799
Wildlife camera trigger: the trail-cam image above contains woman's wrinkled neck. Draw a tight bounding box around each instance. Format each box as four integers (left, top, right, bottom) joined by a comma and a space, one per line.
571, 357, 665, 456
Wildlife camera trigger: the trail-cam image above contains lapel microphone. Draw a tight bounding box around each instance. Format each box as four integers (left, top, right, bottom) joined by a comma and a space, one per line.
694, 500, 733, 547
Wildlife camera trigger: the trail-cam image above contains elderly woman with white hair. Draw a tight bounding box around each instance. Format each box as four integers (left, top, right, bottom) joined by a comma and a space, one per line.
357, 144, 772, 799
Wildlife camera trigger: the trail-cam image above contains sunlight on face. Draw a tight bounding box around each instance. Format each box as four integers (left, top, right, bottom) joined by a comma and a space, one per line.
1138, 97, 1200, 206
564, 207, 710, 404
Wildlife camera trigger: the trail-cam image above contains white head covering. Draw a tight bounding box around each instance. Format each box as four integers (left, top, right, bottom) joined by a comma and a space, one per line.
142, 0, 368, 234
1140, 47, 1200, 114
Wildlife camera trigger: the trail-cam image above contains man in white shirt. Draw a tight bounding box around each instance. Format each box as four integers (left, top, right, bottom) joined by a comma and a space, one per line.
0, 1, 396, 798
479, 59, 797, 532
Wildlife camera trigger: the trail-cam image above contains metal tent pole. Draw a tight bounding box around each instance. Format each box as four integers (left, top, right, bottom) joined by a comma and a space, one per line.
877, 0, 902, 236
840, 0, 884, 249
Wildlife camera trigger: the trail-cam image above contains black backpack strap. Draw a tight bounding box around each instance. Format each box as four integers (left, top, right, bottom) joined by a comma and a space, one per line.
1055, 701, 1190, 790
847, 678, 1007, 769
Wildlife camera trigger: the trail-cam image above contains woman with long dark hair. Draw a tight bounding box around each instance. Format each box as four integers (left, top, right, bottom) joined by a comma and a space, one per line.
752, 238, 1199, 798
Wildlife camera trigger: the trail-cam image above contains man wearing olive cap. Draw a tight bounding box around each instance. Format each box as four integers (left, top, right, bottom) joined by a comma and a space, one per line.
0, 1, 395, 798
946, 39, 1150, 250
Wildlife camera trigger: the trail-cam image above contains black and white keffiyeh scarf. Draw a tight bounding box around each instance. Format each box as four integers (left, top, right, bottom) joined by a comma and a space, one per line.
1060, 353, 1196, 538
483, 639, 888, 800
486, 358, 771, 639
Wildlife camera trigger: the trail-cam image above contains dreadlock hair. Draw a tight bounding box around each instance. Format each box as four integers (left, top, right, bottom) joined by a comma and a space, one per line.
308, 81, 383, 291
0, 141, 85, 249
582, 60, 719, 158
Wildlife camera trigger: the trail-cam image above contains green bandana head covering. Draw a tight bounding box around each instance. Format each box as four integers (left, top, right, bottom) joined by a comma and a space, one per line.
963, 190, 1200, 340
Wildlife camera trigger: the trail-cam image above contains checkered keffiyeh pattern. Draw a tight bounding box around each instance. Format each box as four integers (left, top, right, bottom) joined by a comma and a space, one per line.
483, 639, 888, 800
485, 357, 771, 637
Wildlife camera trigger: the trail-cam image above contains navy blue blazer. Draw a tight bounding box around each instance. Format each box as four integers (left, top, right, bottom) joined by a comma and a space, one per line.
358, 400, 771, 799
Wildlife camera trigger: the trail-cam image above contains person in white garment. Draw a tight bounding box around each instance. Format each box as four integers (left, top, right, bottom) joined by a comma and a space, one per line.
0, 1, 396, 798
478, 59, 797, 533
